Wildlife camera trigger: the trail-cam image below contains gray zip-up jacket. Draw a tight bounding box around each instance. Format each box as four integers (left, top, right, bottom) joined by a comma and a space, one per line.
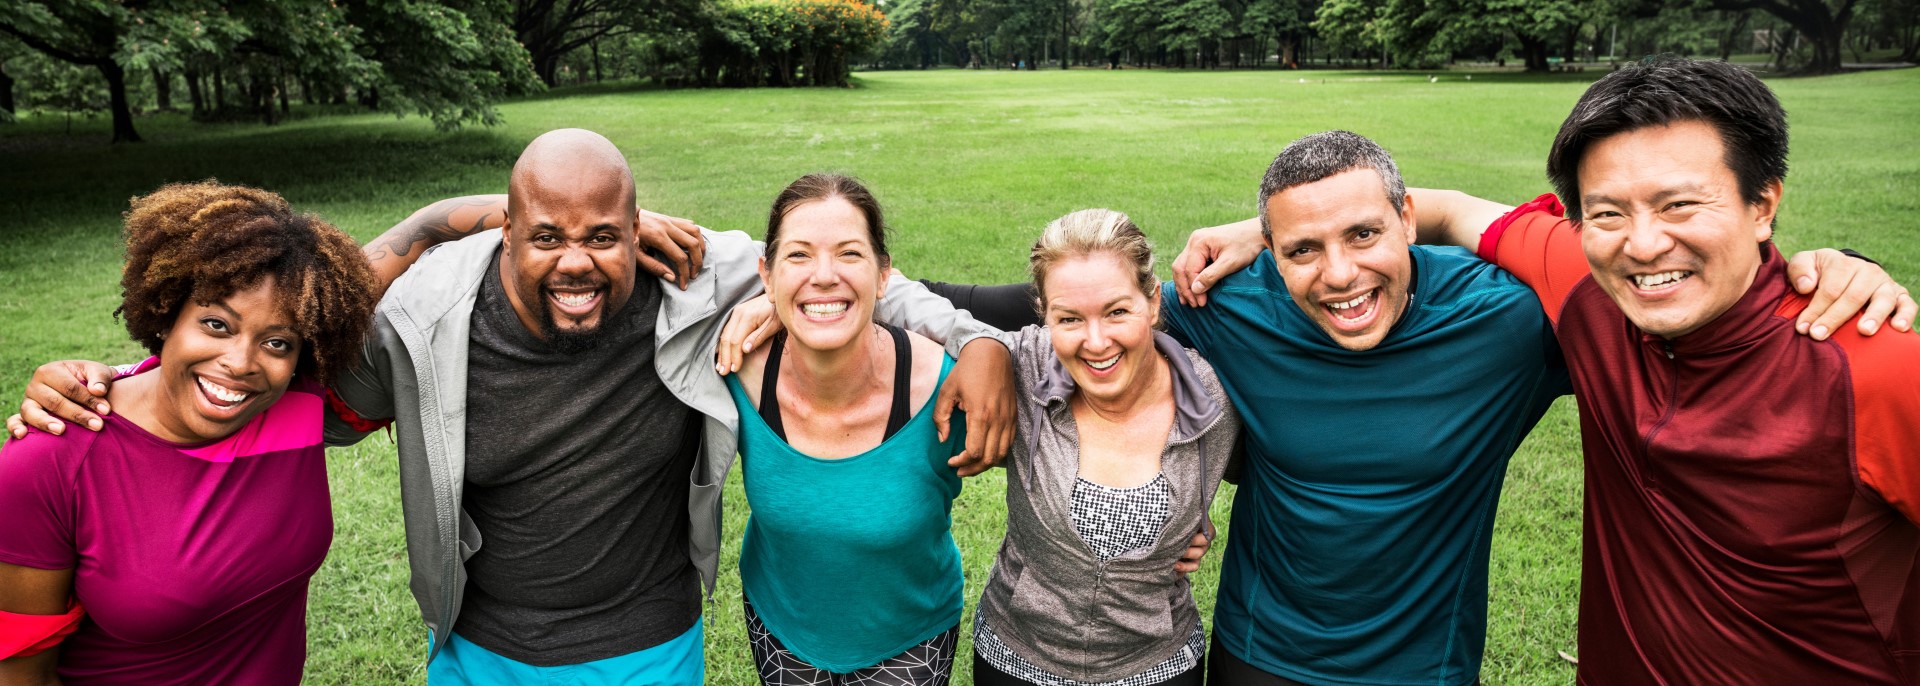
975, 325, 1240, 682
323, 228, 993, 660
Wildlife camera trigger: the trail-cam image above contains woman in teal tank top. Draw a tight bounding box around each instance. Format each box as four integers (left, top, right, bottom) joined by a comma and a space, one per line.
723, 173, 968, 685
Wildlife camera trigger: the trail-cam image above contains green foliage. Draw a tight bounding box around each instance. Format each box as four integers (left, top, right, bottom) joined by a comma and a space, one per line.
340, 0, 540, 129
0, 0, 536, 141
5, 50, 107, 125
1314, 0, 1601, 70
697, 0, 890, 87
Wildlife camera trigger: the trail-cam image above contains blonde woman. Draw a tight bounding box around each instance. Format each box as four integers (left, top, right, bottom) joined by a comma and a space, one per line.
968, 209, 1238, 686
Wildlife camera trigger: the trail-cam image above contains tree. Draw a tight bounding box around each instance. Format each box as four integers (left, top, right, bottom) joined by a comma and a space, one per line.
339, 0, 541, 128
1705, 0, 1859, 72
512, 0, 705, 85
1246, 0, 1319, 67
1315, 0, 1596, 70
0, 1, 158, 142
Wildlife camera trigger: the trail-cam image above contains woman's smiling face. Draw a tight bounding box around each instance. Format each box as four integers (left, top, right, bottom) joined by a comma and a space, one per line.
1043, 251, 1161, 405
761, 196, 890, 353
151, 276, 302, 443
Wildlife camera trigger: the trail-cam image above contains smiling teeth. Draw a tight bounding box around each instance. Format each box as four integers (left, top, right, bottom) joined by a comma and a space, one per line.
1633, 271, 1690, 289
198, 377, 248, 406
1328, 291, 1371, 310
802, 302, 848, 317
1087, 355, 1119, 370
553, 291, 597, 307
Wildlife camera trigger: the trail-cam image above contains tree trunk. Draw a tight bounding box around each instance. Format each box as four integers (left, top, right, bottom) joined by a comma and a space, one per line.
1518, 35, 1550, 71
1061, 10, 1072, 69
185, 69, 204, 116
214, 68, 226, 111
0, 63, 13, 116
151, 66, 172, 111
278, 67, 290, 117
98, 61, 141, 143
592, 39, 603, 82
535, 50, 561, 86
1807, 18, 1845, 72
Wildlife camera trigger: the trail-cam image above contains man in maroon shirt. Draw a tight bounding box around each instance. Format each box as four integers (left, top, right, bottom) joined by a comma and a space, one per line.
1440, 57, 1920, 684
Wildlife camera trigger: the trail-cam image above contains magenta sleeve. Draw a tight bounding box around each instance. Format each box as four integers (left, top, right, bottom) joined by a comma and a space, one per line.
0, 432, 83, 570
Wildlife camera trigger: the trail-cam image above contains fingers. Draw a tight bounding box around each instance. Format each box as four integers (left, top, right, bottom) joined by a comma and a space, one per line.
932, 383, 957, 443
1794, 251, 1859, 340
1893, 289, 1916, 332
1855, 281, 1905, 336
25, 382, 101, 434
673, 221, 705, 289
1786, 249, 1820, 295
79, 362, 114, 405
715, 296, 780, 374
956, 404, 1010, 477
6, 413, 24, 440
715, 312, 748, 374
1172, 243, 1205, 308
744, 318, 779, 358
1174, 533, 1208, 574
638, 253, 676, 285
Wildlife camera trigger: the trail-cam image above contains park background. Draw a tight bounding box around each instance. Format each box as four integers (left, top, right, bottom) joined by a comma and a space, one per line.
2, 1, 1917, 684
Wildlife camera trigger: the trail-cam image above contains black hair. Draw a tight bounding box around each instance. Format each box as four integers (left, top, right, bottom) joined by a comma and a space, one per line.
1547, 56, 1789, 222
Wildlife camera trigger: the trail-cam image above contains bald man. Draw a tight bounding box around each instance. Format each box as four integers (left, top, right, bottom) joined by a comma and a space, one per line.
9, 129, 1014, 683
336, 130, 1010, 682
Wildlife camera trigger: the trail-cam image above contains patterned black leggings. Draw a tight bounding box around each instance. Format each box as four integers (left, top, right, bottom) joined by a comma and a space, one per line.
744, 599, 958, 686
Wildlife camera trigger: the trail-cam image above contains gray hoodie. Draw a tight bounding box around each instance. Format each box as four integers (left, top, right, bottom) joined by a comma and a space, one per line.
323, 228, 994, 660
975, 325, 1240, 682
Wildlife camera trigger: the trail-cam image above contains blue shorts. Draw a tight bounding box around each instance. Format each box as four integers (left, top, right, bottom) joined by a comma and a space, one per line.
427, 619, 705, 685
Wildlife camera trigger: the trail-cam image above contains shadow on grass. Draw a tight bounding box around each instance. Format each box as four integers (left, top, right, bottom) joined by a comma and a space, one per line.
0, 113, 524, 242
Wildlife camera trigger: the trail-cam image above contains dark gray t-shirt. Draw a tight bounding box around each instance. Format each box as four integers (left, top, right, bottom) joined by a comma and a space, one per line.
454, 253, 702, 665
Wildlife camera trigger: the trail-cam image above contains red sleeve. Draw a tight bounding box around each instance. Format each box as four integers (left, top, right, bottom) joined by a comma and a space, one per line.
1477, 193, 1590, 325
1832, 327, 1920, 525
324, 386, 392, 434
0, 432, 85, 570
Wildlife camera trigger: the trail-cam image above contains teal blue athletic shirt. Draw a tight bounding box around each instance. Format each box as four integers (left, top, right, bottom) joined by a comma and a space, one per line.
726, 355, 966, 673
1161, 245, 1570, 686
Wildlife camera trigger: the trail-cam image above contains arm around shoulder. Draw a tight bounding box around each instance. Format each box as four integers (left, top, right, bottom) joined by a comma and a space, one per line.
323, 313, 400, 447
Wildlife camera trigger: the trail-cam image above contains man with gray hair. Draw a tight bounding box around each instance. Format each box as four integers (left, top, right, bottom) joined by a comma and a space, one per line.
1158, 130, 1571, 685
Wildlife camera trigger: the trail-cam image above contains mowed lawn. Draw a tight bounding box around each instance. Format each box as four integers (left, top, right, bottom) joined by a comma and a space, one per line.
1, 67, 1916, 684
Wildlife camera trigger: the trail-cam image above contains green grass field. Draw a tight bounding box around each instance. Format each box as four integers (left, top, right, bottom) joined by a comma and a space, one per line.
2, 66, 1916, 684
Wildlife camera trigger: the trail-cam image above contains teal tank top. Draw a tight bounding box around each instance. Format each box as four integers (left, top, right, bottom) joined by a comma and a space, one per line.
726, 354, 966, 672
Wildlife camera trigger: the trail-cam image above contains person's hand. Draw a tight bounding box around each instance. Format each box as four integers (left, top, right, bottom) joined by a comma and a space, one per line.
937, 338, 1015, 476
636, 209, 706, 290
1172, 219, 1265, 307
1174, 517, 1216, 575
9, 360, 117, 439
715, 295, 783, 375
1784, 249, 1917, 340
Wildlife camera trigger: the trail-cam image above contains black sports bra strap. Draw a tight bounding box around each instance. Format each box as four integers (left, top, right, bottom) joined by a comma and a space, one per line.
759, 331, 789, 441
883, 324, 912, 441
759, 325, 912, 444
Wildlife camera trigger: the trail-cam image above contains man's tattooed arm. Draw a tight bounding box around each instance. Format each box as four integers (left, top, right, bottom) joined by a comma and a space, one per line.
363, 195, 509, 295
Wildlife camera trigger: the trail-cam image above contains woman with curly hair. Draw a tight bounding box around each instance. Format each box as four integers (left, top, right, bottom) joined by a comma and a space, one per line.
0, 181, 377, 685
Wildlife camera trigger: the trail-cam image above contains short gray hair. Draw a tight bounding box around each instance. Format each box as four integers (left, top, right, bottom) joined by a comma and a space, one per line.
1256, 131, 1406, 239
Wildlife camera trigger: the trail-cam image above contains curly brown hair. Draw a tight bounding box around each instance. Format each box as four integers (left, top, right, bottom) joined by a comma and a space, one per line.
116, 181, 378, 386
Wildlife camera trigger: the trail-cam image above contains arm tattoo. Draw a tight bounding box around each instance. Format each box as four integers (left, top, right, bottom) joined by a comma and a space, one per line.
364, 198, 503, 268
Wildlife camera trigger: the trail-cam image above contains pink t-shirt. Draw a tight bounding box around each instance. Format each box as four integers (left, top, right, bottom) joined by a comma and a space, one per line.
0, 378, 333, 685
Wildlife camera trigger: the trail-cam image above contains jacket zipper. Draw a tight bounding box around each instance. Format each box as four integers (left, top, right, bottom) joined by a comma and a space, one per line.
1640, 340, 1679, 488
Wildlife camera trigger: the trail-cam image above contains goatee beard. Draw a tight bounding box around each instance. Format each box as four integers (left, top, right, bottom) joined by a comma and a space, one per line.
536, 286, 620, 354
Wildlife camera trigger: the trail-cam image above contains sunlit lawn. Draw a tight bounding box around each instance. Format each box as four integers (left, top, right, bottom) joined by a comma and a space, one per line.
2, 65, 1915, 684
